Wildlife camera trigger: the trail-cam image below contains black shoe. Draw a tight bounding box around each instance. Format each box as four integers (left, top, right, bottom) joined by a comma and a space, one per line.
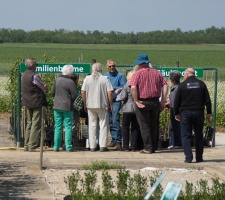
184, 160, 192, 163
150, 149, 156, 154
196, 159, 203, 163
90, 148, 96, 152
100, 147, 109, 152
121, 148, 130, 152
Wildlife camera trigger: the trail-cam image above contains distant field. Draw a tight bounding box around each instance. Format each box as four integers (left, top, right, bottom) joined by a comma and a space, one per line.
0, 43, 225, 79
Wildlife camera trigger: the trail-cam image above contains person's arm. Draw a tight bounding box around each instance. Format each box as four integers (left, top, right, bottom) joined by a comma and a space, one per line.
70, 82, 77, 102
32, 74, 47, 92
131, 85, 145, 108
160, 84, 169, 111
204, 83, 212, 122
81, 90, 87, 112
119, 84, 128, 101
107, 91, 113, 112
106, 78, 113, 111
174, 85, 181, 121
81, 78, 87, 112
51, 81, 56, 96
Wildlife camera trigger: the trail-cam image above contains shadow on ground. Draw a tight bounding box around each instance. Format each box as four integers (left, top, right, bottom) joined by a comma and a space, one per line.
0, 162, 36, 199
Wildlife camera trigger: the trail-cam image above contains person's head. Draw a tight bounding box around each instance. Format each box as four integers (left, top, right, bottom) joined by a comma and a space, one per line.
133, 65, 139, 72
184, 68, 195, 80
61, 65, 74, 76
169, 70, 182, 84
107, 59, 116, 74
126, 71, 135, 83
71, 74, 79, 86
25, 58, 38, 70
91, 62, 103, 79
135, 54, 150, 68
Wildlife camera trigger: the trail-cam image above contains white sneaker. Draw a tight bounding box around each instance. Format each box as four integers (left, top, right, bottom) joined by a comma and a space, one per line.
169, 146, 182, 149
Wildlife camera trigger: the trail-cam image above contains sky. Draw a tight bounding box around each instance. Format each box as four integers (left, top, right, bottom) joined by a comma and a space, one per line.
1, 0, 225, 33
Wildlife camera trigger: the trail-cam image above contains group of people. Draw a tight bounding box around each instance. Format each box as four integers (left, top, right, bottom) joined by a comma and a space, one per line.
22, 54, 212, 163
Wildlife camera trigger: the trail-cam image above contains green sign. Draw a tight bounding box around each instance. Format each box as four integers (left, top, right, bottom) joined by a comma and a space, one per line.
156, 67, 203, 78
19, 63, 91, 74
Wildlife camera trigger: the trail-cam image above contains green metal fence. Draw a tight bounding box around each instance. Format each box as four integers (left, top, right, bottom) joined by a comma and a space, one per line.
14, 63, 218, 148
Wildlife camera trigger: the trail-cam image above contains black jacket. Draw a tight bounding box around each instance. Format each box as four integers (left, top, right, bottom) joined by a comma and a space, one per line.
22, 69, 45, 108
174, 76, 212, 115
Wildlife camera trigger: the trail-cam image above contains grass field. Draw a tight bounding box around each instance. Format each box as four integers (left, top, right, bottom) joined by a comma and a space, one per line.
0, 43, 225, 128
1, 43, 225, 79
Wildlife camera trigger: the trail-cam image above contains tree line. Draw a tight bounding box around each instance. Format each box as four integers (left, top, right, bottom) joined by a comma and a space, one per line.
0, 26, 225, 44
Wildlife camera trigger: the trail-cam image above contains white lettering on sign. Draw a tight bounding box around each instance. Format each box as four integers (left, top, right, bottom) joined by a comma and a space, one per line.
36, 65, 84, 73
73, 67, 84, 72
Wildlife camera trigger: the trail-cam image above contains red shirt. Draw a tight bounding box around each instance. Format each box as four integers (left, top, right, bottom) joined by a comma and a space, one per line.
129, 67, 167, 99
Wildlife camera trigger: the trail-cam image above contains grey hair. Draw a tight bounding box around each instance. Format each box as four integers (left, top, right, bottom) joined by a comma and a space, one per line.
61, 65, 74, 75
25, 58, 37, 70
91, 63, 103, 79
127, 71, 135, 83
169, 70, 182, 83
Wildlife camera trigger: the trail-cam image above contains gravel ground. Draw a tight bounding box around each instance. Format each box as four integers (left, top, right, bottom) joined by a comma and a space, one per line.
43, 167, 215, 199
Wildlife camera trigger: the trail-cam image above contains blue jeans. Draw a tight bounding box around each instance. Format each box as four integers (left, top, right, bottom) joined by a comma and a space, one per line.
170, 108, 182, 146
180, 110, 204, 162
53, 109, 73, 151
109, 101, 122, 144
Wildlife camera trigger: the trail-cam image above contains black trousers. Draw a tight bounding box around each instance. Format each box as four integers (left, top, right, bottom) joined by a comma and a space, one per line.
121, 113, 143, 150
135, 98, 160, 151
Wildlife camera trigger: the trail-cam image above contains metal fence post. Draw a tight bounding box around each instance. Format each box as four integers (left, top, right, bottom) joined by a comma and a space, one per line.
40, 106, 45, 170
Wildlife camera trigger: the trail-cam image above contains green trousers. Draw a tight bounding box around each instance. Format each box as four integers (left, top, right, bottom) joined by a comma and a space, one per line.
53, 109, 73, 151
24, 107, 42, 150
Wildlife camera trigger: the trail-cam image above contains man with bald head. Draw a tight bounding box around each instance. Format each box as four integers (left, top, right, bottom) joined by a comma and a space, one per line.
174, 68, 212, 163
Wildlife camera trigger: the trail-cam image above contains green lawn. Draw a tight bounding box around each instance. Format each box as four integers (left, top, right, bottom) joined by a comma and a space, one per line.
1, 43, 225, 79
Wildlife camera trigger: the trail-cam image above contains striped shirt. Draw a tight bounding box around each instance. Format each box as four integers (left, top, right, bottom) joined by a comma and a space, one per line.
32, 74, 47, 92
129, 67, 167, 99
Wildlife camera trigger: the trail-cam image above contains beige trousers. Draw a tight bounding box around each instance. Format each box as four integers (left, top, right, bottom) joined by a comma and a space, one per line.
88, 108, 109, 149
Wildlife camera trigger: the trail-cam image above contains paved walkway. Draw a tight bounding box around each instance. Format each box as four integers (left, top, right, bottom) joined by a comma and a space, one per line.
1, 117, 225, 199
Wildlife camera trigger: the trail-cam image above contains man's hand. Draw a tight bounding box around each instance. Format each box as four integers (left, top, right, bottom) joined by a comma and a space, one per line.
135, 101, 145, 108
108, 104, 113, 112
206, 114, 212, 122
115, 88, 122, 94
160, 101, 165, 111
175, 114, 180, 121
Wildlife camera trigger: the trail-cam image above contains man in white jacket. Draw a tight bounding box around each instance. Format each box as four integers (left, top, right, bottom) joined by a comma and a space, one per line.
81, 63, 113, 152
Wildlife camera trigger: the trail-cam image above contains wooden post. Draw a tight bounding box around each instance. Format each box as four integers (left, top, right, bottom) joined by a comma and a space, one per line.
40, 107, 45, 170
175, 61, 179, 68
92, 59, 96, 64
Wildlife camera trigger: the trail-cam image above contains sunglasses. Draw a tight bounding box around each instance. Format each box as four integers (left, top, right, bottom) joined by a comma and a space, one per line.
108, 65, 115, 68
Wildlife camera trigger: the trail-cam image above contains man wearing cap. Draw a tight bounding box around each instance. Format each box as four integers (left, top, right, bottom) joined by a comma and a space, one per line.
104, 59, 126, 150
174, 68, 212, 163
130, 54, 168, 154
